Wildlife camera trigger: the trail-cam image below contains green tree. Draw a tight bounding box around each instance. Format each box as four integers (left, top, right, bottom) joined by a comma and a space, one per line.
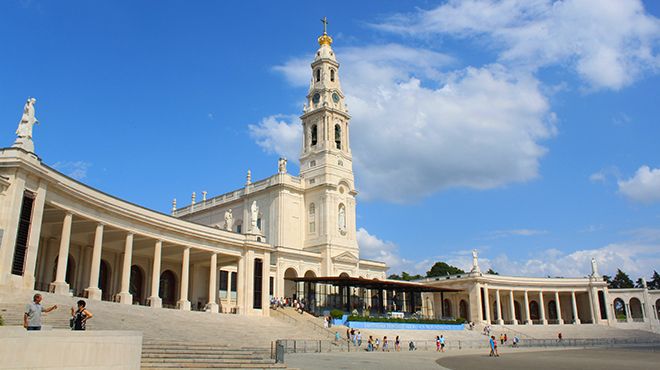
635, 278, 645, 288
603, 275, 612, 286
426, 262, 465, 277
610, 269, 634, 289
486, 268, 499, 275
389, 272, 423, 281
388, 273, 401, 280
649, 271, 660, 290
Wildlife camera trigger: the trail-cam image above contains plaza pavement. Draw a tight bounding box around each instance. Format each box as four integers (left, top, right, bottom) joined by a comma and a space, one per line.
284, 345, 660, 370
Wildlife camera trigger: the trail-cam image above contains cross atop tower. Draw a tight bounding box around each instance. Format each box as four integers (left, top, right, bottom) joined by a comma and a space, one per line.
321, 16, 328, 35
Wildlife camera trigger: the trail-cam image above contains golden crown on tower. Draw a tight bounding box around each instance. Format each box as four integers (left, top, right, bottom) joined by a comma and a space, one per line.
318, 16, 333, 46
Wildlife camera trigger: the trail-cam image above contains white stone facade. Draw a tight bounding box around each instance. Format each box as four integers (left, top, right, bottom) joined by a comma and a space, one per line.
0, 28, 386, 317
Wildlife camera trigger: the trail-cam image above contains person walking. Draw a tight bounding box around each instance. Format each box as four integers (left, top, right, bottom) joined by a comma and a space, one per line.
367, 335, 374, 352
395, 335, 400, 351
499, 333, 505, 345
504, 333, 508, 344
489, 335, 499, 357
436, 335, 441, 351
70, 300, 93, 331
357, 331, 362, 347
382, 336, 389, 352
557, 332, 563, 342
375, 337, 380, 351
24, 293, 57, 331
439, 335, 446, 352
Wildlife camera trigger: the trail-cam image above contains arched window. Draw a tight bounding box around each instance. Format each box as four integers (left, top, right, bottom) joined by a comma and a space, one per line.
315, 69, 321, 82
159, 270, 177, 307
629, 298, 643, 320
548, 300, 558, 320
459, 300, 469, 320
130, 265, 144, 305
529, 300, 540, 320
330, 69, 335, 82
334, 124, 341, 149
311, 125, 318, 146
613, 298, 626, 321
443, 299, 452, 318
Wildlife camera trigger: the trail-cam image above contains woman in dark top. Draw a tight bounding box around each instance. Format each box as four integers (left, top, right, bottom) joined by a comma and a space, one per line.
70, 300, 93, 330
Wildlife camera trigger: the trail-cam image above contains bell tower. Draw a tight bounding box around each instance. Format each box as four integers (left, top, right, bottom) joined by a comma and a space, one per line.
300, 18, 359, 275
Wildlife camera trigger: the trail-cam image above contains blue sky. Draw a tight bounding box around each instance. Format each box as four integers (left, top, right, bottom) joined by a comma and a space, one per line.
1, 1, 659, 279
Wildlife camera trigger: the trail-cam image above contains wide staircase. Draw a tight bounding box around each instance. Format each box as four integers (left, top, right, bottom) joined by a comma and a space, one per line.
0, 290, 328, 369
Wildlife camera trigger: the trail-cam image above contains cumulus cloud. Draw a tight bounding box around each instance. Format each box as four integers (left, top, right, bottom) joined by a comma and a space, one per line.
51, 161, 91, 180
618, 165, 660, 203
357, 227, 427, 273
265, 44, 555, 202
374, 0, 660, 90
248, 115, 302, 163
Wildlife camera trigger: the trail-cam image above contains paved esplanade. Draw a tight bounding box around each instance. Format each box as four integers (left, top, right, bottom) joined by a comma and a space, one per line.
285, 346, 660, 370
436, 346, 660, 370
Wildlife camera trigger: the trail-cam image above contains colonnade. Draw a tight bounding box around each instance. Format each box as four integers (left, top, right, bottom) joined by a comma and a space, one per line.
479, 284, 595, 325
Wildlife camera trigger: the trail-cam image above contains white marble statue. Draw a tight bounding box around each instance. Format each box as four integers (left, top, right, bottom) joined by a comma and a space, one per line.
223, 209, 233, 231
246, 170, 252, 185
250, 201, 259, 232
278, 157, 287, 174
16, 97, 38, 139
590, 257, 600, 277
338, 204, 346, 232
471, 249, 481, 273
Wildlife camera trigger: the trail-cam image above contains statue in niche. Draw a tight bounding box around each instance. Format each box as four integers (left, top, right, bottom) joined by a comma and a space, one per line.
223, 209, 233, 231
338, 204, 346, 233
16, 98, 38, 139
250, 201, 259, 232
278, 157, 287, 174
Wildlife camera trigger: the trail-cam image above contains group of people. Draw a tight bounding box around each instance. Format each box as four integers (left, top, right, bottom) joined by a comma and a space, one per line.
366, 334, 402, 352
270, 296, 307, 314
23, 294, 93, 331
488, 332, 521, 356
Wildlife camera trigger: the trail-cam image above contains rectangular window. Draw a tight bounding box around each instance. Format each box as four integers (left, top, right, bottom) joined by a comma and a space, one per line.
253, 258, 263, 309
236, 224, 242, 234
269, 276, 274, 296
230, 272, 237, 292
219, 270, 229, 291
12, 192, 35, 276
309, 222, 315, 233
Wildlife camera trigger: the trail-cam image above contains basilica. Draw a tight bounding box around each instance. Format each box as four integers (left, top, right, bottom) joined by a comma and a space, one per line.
0, 26, 658, 331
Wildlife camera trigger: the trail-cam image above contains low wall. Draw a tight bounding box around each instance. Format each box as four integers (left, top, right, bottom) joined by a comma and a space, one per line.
346, 321, 465, 330
0, 327, 142, 369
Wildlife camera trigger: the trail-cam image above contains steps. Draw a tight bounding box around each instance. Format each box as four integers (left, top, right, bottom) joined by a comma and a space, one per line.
140, 340, 286, 369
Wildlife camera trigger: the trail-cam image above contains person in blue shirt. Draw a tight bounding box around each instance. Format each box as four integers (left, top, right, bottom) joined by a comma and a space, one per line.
489, 335, 499, 357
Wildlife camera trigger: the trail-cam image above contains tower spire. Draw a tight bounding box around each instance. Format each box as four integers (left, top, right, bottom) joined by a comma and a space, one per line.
321, 16, 328, 35
318, 16, 333, 46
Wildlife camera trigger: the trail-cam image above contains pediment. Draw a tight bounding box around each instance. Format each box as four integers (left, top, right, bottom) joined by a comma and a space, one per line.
332, 251, 359, 264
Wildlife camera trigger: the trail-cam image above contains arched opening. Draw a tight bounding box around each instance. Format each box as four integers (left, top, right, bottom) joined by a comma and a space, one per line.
130, 265, 145, 305
629, 298, 643, 320
311, 125, 318, 146
459, 299, 468, 320
529, 300, 540, 320
514, 301, 522, 321
548, 300, 558, 320
304, 270, 317, 308
52, 254, 76, 290
656, 299, 660, 320
330, 69, 335, 82
284, 268, 298, 299
99, 259, 111, 301
315, 69, 321, 82
334, 124, 341, 149
613, 298, 626, 321
159, 270, 177, 307
443, 299, 452, 317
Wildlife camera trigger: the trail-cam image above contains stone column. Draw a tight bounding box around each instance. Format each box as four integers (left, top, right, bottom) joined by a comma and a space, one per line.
148, 240, 162, 308
555, 291, 564, 324
261, 251, 271, 316
589, 286, 601, 323
571, 290, 580, 324
177, 247, 191, 310
524, 290, 531, 325
117, 233, 134, 304
539, 291, 547, 325
22, 180, 48, 289
625, 302, 632, 323
207, 253, 219, 313
50, 212, 73, 295
483, 285, 491, 324
236, 255, 245, 314
495, 289, 503, 324
245, 249, 255, 311
85, 223, 104, 300
509, 290, 517, 325
587, 289, 596, 323
225, 270, 233, 311
470, 283, 483, 322
601, 288, 614, 324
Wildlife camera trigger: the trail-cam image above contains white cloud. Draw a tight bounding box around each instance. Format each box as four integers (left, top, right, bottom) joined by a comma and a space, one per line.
357, 227, 424, 274
267, 44, 555, 202
483, 228, 548, 239
51, 161, 91, 180
248, 115, 302, 163
618, 165, 660, 203
374, 0, 660, 90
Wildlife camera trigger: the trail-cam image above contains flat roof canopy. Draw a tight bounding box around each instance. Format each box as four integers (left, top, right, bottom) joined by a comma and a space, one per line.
286, 276, 461, 293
